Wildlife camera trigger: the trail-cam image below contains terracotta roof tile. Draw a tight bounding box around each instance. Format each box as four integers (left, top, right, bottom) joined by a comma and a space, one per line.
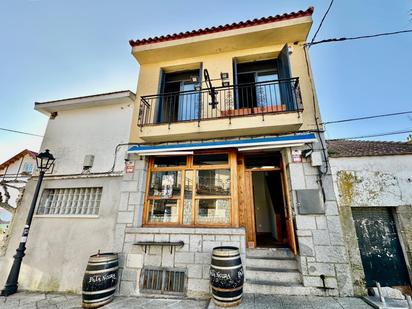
129, 7, 314, 47
327, 140, 412, 158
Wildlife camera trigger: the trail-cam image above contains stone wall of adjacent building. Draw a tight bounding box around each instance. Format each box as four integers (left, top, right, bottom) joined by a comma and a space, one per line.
330, 155, 412, 293
394, 205, 412, 283
286, 141, 354, 297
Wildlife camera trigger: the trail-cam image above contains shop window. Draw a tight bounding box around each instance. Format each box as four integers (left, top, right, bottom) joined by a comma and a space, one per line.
145, 152, 233, 226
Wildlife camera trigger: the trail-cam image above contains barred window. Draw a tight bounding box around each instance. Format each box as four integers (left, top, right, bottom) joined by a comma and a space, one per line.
37, 187, 102, 216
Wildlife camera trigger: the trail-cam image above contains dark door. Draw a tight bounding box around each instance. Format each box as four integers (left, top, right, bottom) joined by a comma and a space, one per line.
352, 207, 410, 287
157, 69, 200, 123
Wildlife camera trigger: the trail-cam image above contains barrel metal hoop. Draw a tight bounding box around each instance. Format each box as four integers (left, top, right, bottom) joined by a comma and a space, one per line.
82, 286, 117, 295
84, 266, 119, 274
82, 295, 113, 304
212, 285, 243, 292
87, 260, 118, 266
212, 255, 240, 261
212, 250, 240, 257
212, 293, 243, 301
89, 255, 118, 263
210, 264, 242, 270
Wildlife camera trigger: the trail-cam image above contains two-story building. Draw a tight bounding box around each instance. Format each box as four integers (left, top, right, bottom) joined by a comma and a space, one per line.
1, 7, 356, 300
115, 7, 354, 298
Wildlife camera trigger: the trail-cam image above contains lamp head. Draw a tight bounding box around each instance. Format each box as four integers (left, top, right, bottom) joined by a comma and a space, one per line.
36, 149, 55, 172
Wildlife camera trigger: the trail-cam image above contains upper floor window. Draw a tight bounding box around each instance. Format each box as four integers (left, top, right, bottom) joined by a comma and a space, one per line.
22, 163, 34, 174
144, 151, 234, 226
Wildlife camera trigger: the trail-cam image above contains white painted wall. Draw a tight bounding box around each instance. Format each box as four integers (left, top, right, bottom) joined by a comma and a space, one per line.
0, 176, 121, 292
330, 155, 412, 207
40, 102, 133, 175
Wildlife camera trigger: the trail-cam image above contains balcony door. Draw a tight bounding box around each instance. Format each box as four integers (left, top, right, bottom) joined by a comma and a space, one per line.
236, 59, 280, 110
233, 45, 294, 112
157, 69, 200, 123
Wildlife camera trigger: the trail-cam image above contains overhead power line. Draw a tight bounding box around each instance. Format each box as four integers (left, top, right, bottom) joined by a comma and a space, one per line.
309, 0, 335, 47
323, 110, 412, 125
334, 129, 412, 140
0, 127, 43, 137
309, 29, 412, 46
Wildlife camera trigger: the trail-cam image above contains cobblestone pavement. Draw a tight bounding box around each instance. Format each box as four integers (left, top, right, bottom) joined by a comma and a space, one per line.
209, 294, 373, 309
0, 292, 208, 309
0, 292, 373, 309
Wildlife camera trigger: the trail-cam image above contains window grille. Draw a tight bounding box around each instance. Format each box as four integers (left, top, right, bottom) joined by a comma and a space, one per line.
37, 187, 102, 216
140, 267, 186, 295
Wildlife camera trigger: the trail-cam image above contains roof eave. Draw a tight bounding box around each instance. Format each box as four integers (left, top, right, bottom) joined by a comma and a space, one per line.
34, 90, 136, 115
129, 7, 314, 47
131, 15, 312, 64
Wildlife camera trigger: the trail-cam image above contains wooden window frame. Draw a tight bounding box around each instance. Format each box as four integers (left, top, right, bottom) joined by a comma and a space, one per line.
143, 149, 238, 228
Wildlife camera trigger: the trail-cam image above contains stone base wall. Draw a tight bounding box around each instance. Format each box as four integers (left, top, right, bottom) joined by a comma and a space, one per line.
393, 206, 412, 283
287, 143, 354, 296
118, 227, 246, 298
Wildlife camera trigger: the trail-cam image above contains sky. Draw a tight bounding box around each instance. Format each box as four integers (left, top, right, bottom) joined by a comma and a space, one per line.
0, 0, 412, 164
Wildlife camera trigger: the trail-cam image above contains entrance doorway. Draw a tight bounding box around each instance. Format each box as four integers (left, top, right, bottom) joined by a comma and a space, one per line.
252, 171, 287, 248
239, 152, 297, 254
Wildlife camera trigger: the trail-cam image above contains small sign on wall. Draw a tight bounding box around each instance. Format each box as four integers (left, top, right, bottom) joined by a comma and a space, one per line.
292, 149, 302, 163
125, 161, 135, 173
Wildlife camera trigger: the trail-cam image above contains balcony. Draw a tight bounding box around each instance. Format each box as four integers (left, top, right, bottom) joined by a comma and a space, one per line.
137, 78, 304, 142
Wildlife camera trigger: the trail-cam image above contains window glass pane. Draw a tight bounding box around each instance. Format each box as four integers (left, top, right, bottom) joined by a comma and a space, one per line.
153, 156, 187, 167
256, 72, 281, 107
196, 199, 230, 224
148, 200, 179, 223
149, 171, 182, 197
244, 153, 281, 169
183, 170, 193, 224
196, 169, 230, 196
193, 153, 228, 165
36, 187, 102, 216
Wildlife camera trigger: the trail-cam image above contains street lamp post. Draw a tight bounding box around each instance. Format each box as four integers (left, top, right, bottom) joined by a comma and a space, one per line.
1, 149, 55, 296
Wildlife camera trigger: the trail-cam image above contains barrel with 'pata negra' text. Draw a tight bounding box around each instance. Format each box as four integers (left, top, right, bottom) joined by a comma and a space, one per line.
210, 246, 244, 307
82, 253, 119, 308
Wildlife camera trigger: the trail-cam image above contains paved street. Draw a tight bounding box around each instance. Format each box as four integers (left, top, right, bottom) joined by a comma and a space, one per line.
0, 292, 373, 309
209, 294, 373, 309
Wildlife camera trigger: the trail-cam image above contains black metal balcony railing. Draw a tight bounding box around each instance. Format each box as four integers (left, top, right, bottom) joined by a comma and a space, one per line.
138, 77, 302, 128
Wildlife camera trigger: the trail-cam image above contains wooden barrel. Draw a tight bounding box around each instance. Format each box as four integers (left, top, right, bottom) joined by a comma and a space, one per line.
82, 253, 119, 308
210, 246, 244, 307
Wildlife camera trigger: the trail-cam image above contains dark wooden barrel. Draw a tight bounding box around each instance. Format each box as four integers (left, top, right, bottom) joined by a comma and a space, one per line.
210, 246, 244, 307
82, 253, 119, 308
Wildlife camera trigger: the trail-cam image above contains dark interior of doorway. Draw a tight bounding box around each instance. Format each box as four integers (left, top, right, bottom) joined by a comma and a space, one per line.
252, 171, 288, 248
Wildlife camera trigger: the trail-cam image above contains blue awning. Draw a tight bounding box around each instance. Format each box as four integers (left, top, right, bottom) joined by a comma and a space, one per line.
128, 133, 316, 154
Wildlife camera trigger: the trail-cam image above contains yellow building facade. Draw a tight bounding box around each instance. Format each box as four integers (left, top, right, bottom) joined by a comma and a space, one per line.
115, 7, 354, 299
